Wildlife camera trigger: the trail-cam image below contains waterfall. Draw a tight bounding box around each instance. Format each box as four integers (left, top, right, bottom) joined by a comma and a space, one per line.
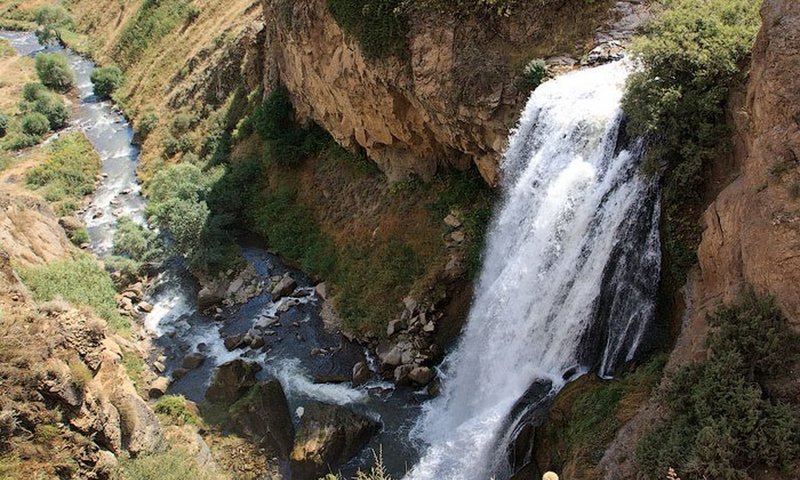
406, 61, 661, 479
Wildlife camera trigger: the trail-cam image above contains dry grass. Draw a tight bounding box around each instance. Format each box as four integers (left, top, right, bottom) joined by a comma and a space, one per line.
0, 43, 35, 114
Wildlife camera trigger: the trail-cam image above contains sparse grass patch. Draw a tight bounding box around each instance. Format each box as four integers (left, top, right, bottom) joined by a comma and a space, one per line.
154, 395, 200, 426
327, 0, 408, 59
117, 447, 219, 480
19, 255, 129, 334
68, 356, 93, 390
121, 349, 146, 393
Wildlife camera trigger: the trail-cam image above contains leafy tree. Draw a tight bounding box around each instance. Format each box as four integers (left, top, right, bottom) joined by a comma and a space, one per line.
90, 65, 123, 99
33, 5, 73, 45
35, 53, 75, 91
20, 112, 49, 137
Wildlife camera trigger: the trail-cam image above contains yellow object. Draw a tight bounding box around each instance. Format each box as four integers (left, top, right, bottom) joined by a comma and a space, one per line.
543, 472, 559, 480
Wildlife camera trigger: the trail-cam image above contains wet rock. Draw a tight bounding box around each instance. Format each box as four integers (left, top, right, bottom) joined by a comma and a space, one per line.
290, 402, 380, 480
224, 333, 246, 351
198, 286, 223, 310
205, 360, 261, 406
136, 301, 153, 313
148, 377, 170, 399
255, 315, 279, 329
182, 353, 206, 370
352, 361, 370, 386
408, 366, 434, 386
250, 336, 266, 349
376, 343, 402, 367
172, 368, 189, 380
393, 365, 414, 384
585, 40, 625, 65
229, 380, 295, 459
271, 273, 297, 300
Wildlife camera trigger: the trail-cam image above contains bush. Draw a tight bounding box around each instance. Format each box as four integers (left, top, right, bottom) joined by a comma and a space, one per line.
35, 53, 74, 91
22, 82, 46, 102
69, 227, 90, 246
25, 132, 100, 214
622, 0, 760, 286
90, 65, 123, 99
154, 395, 199, 425
113, 217, 161, 262
19, 255, 129, 333
0, 113, 8, 138
26, 89, 69, 130
114, 0, 200, 67
136, 110, 159, 139
635, 295, 800, 479
33, 5, 73, 45
521, 59, 548, 90
327, 0, 408, 59
20, 112, 49, 137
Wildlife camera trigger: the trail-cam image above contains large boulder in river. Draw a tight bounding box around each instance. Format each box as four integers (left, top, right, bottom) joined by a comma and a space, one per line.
198, 285, 224, 310
205, 360, 261, 405
271, 273, 296, 300
290, 402, 380, 480
229, 380, 295, 459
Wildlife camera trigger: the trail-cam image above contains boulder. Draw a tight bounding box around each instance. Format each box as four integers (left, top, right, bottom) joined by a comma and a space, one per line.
376, 343, 402, 367
229, 380, 295, 459
198, 286, 223, 310
393, 365, 414, 384
271, 273, 297, 300
148, 377, 170, 399
205, 360, 261, 406
136, 301, 153, 313
314, 282, 327, 301
182, 353, 206, 370
223, 333, 246, 351
386, 319, 405, 337
408, 366, 434, 386
290, 402, 380, 480
58, 216, 85, 235
444, 213, 462, 229
352, 361, 370, 386
250, 336, 266, 349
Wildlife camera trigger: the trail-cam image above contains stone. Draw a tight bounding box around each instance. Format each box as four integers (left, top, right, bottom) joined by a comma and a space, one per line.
153, 361, 166, 374
224, 333, 246, 351
290, 402, 380, 480
444, 213, 462, 228
136, 301, 153, 313
376, 343, 402, 367
408, 366, 434, 386
352, 361, 370, 386
423, 321, 436, 333
172, 368, 189, 380
401, 350, 415, 365
314, 282, 327, 301
205, 360, 261, 406
148, 377, 170, 399
182, 352, 206, 370
255, 315, 279, 329
229, 380, 295, 459
386, 319, 406, 337
450, 230, 466, 243
198, 286, 223, 310
59, 216, 85, 235
271, 273, 297, 300
393, 365, 414, 384
250, 336, 266, 349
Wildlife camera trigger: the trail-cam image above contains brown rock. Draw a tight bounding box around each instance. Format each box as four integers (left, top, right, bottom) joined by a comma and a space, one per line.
352, 361, 370, 386
148, 377, 170, 399
205, 360, 261, 406
182, 353, 206, 370
408, 366, 434, 386
271, 273, 297, 300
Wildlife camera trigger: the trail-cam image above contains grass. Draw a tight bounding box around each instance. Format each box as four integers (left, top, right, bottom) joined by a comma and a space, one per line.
18, 255, 129, 334
117, 447, 220, 480
327, 0, 409, 59
25, 131, 100, 215
113, 0, 198, 68
154, 395, 200, 426
121, 349, 147, 393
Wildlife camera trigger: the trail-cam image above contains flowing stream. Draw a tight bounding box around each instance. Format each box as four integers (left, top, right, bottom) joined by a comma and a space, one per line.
1, 30, 423, 477
406, 61, 661, 479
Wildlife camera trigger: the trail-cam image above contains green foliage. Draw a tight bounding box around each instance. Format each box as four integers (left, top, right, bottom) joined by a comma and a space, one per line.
25, 132, 100, 214
68, 357, 93, 390
33, 424, 60, 443
21, 85, 69, 130
251, 87, 327, 166
521, 58, 548, 89
113, 217, 161, 263
114, 0, 198, 67
69, 227, 90, 246
0, 112, 9, 138
327, 0, 408, 59
33, 5, 73, 45
19, 255, 129, 333
154, 395, 199, 425
35, 53, 74, 92
635, 295, 800, 479
90, 65, 123, 99
622, 0, 760, 286
117, 447, 218, 480
136, 110, 159, 139
20, 112, 49, 137
105, 255, 142, 284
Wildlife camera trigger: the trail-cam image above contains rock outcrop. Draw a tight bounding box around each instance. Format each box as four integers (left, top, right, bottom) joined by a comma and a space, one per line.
261, 0, 620, 184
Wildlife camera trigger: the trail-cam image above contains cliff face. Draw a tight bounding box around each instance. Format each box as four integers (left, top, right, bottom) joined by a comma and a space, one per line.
597, 1, 800, 476
260, 0, 618, 184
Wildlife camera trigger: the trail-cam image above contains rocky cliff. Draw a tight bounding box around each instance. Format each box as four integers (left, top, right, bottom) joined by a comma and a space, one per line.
597, 0, 800, 476
260, 0, 624, 184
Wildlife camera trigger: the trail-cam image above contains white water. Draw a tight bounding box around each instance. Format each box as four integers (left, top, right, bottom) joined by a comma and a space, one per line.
406, 61, 660, 479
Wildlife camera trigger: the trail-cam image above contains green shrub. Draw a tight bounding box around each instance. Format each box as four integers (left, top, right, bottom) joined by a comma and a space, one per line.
521, 58, 548, 89
19, 255, 129, 333
635, 295, 800, 479
68, 357, 93, 389
33, 424, 60, 443
0, 112, 8, 138
90, 65, 123, 99
33, 5, 73, 45
327, 0, 408, 59
26, 90, 69, 130
20, 112, 49, 137
136, 110, 159, 139
69, 227, 90, 246
22, 82, 46, 102
7, 133, 43, 150
35, 53, 74, 91
154, 395, 199, 425
622, 0, 760, 286
104, 255, 141, 284
114, 0, 199, 67
25, 132, 100, 214
113, 217, 161, 262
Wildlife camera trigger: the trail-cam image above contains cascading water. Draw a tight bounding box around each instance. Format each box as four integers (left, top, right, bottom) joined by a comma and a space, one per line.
406, 61, 661, 479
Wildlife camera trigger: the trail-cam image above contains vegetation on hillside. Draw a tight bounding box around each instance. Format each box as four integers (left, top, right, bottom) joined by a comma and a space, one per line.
19, 255, 129, 333
636, 295, 800, 479
33, 5, 73, 45
113, 0, 199, 67
622, 0, 761, 286
25, 131, 100, 215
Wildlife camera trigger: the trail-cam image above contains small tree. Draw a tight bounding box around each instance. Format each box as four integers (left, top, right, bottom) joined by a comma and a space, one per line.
90, 65, 123, 99
34, 6, 74, 46
35, 53, 74, 91
521, 59, 548, 89
21, 112, 50, 137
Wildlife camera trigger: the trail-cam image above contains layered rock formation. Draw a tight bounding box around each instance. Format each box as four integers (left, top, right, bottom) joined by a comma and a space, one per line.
260, 0, 620, 184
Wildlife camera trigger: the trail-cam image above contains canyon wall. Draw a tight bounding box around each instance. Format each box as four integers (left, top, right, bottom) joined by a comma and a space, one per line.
260, 0, 620, 184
